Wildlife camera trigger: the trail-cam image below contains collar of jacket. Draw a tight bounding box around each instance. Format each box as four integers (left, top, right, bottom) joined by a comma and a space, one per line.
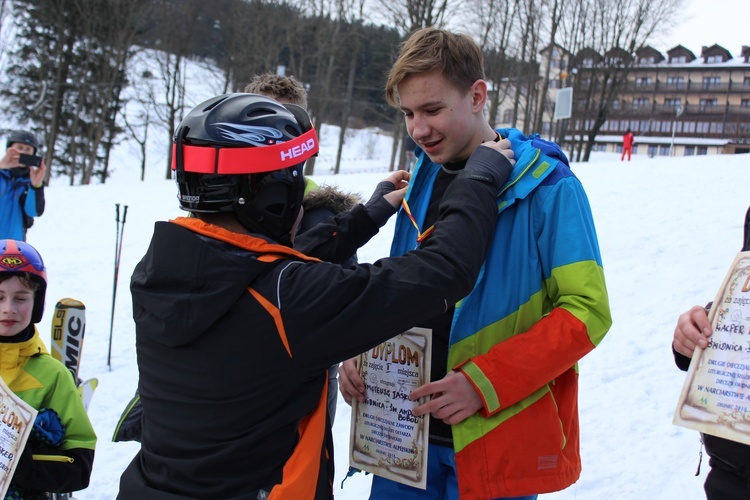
0, 327, 47, 391
170, 216, 321, 263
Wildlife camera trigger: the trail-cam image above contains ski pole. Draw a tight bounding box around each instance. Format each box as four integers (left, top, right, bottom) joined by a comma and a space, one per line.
107, 204, 128, 370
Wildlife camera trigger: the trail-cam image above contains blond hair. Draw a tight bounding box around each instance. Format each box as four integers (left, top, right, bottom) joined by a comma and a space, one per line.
244, 73, 308, 109
385, 27, 485, 108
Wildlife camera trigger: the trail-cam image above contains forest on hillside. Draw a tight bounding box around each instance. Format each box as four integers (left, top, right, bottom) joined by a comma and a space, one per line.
0, 0, 682, 184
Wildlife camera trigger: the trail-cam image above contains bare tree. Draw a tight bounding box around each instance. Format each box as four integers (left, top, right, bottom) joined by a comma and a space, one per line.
533, 0, 565, 134
139, 0, 206, 179
571, 0, 684, 161
470, 0, 519, 128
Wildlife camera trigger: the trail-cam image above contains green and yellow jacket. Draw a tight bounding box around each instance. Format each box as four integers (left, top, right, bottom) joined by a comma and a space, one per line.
1, 328, 96, 497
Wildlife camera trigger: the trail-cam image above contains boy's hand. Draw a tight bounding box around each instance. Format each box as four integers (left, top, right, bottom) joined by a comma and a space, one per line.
30, 159, 46, 188
409, 370, 483, 425
338, 357, 365, 405
0, 148, 22, 169
673, 305, 712, 358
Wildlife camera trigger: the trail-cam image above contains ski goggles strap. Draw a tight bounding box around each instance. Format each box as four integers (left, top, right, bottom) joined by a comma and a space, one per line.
171, 127, 319, 175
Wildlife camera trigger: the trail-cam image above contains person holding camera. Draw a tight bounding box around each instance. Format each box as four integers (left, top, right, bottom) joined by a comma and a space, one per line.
0, 130, 46, 240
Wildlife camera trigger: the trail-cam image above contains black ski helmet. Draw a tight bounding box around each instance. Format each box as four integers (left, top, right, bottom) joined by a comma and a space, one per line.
0, 239, 47, 324
172, 93, 318, 246
6, 130, 39, 154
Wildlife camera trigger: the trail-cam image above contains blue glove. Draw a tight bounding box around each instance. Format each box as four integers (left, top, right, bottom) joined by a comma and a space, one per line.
30, 408, 65, 448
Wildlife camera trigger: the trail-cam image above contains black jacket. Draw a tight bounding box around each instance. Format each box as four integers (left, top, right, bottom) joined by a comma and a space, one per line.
119, 155, 510, 499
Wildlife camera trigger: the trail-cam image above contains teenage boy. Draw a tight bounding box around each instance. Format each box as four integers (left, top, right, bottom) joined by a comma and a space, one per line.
339, 27, 612, 500
0, 131, 46, 240
118, 92, 515, 498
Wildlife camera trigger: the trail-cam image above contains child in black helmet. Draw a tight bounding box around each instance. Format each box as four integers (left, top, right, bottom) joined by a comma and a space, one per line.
0, 131, 47, 241
0, 239, 96, 498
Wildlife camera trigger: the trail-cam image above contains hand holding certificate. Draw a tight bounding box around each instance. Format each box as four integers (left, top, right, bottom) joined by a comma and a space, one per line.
674, 251, 750, 444
349, 328, 431, 489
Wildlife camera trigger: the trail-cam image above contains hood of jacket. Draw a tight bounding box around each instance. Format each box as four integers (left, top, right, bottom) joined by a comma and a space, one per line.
130, 217, 315, 347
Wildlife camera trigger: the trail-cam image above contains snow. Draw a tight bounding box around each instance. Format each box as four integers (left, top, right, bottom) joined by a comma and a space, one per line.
22, 120, 749, 499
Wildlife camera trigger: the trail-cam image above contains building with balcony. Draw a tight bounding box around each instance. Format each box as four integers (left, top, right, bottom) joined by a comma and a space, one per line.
494, 43, 750, 157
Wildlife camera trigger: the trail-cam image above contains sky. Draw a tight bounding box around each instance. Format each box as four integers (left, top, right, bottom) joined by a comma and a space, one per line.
659, 0, 748, 55
13, 50, 750, 499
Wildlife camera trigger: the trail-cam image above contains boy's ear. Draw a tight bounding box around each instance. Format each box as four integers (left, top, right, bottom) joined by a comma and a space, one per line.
470, 79, 488, 113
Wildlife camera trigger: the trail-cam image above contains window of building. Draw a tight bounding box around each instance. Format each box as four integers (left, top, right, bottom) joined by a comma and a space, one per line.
744, 77, 750, 87
702, 76, 720, 89
666, 76, 685, 88
706, 55, 723, 63
612, 99, 620, 110
648, 145, 658, 156
697, 122, 710, 133
632, 97, 649, 109
672, 55, 687, 64
549, 79, 559, 89
550, 59, 561, 69
664, 98, 681, 109
640, 56, 655, 64
609, 121, 619, 132
685, 146, 695, 156
660, 145, 670, 156
699, 99, 718, 110
502, 109, 513, 123
742, 99, 750, 108
674, 122, 683, 133
636, 77, 653, 87
697, 146, 708, 155
582, 58, 594, 68
684, 121, 696, 133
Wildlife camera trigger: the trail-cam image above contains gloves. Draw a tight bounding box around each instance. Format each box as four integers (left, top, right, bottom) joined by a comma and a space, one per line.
364, 181, 399, 227
458, 146, 513, 188
30, 408, 65, 448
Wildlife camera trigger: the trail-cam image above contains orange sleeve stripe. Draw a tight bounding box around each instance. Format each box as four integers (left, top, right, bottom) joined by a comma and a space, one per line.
269, 376, 329, 500
248, 287, 292, 358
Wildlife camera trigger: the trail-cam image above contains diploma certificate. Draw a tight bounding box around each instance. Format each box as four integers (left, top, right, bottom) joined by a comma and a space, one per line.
349, 328, 432, 489
674, 251, 750, 445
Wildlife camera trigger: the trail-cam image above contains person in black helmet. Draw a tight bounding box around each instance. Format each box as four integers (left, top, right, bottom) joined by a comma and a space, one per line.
0, 131, 46, 240
117, 92, 515, 499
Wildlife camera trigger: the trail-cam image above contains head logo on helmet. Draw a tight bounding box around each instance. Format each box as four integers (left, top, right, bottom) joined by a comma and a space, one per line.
171, 93, 319, 246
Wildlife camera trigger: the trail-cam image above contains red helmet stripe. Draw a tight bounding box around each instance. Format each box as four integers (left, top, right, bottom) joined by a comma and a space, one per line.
172, 128, 319, 175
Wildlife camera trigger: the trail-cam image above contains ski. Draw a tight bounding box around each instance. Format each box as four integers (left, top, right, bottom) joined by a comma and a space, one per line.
49, 301, 91, 500
78, 378, 99, 411
50, 298, 86, 384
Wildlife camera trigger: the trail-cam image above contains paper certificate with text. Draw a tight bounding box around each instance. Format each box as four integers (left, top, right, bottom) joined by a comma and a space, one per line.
674, 251, 750, 445
349, 328, 431, 489
0, 376, 37, 497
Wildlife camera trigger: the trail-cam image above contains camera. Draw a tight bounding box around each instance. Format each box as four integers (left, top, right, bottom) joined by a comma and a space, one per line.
19, 153, 41, 167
